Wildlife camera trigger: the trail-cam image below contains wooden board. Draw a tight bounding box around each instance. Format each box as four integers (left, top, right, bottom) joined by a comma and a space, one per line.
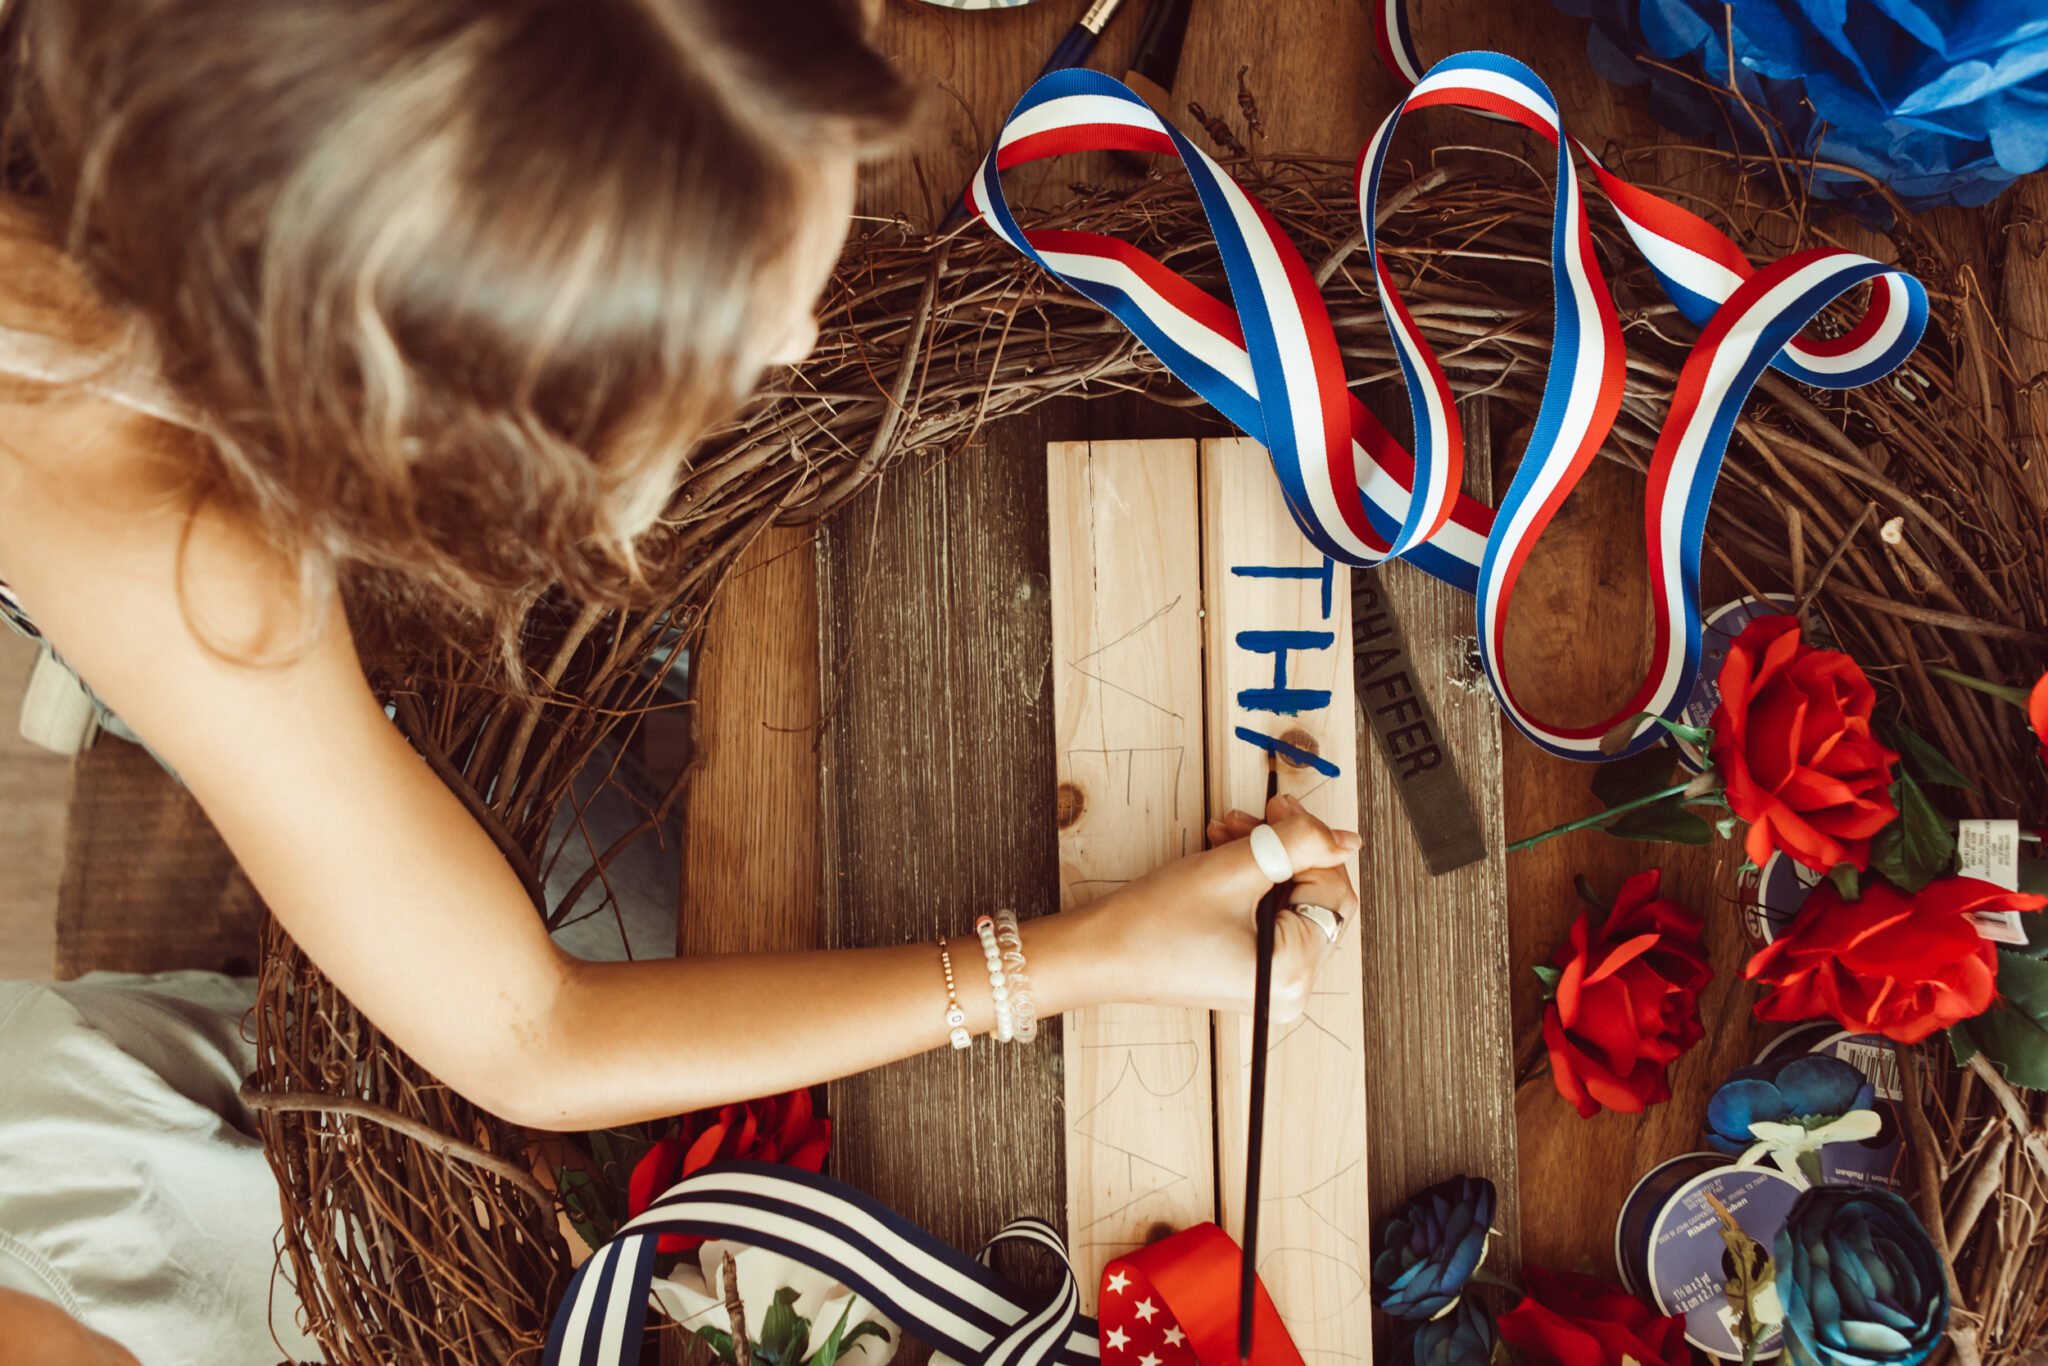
1202, 437, 1371, 1366
1048, 440, 1216, 1309
1355, 398, 1517, 1257
816, 409, 1068, 1262
55, 737, 265, 979
680, 524, 824, 958
0, 630, 67, 979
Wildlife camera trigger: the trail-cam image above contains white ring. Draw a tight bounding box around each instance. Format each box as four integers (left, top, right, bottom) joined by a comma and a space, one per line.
1248, 823, 1294, 883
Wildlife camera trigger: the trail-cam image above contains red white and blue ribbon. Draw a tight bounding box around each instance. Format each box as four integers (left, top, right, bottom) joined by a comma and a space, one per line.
963, 56, 1925, 759
545, 1162, 1095, 1366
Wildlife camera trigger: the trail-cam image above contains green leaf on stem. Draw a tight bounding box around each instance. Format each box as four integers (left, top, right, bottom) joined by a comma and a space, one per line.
1948, 951, 2048, 1090
1653, 717, 1714, 749
1532, 963, 1563, 999
1593, 746, 1679, 808
1926, 665, 2033, 709
1880, 719, 1978, 793
696, 1328, 741, 1366
1828, 863, 1862, 902
1607, 796, 1714, 845
1870, 772, 1956, 893
759, 1288, 808, 1366
1716, 816, 1739, 840
1573, 874, 1609, 912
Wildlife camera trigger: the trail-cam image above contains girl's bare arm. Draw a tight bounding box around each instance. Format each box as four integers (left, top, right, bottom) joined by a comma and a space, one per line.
0, 395, 1356, 1130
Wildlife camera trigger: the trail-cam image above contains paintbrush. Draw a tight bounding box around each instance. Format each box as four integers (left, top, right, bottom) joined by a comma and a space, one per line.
940, 0, 1129, 226
1239, 752, 1283, 1362
1109, 0, 1194, 176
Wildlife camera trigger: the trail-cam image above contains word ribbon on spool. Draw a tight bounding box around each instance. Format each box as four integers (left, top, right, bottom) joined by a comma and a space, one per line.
964, 54, 1926, 760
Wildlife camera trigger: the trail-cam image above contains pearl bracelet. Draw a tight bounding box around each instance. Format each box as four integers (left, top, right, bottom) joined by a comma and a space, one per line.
993, 909, 1037, 1045
974, 914, 1014, 1043
936, 939, 970, 1050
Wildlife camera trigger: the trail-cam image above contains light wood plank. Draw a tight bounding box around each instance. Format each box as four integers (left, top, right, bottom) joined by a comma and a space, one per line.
1048, 439, 1215, 1311
1202, 436, 1370, 1366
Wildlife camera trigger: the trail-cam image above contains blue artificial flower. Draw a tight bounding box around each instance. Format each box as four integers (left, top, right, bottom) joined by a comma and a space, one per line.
1704, 1053, 1874, 1154
1412, 1297, 1497, 1366
1372, 1176, 1496, 1322
1552, 0, 2048, 211
1775, 1188, 1949, 1366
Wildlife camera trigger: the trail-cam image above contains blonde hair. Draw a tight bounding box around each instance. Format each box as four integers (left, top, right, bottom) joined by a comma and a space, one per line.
1, 0, 911, 667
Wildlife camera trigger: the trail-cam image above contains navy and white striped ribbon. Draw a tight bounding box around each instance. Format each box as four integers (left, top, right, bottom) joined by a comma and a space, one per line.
545, 1163, 1096, 1366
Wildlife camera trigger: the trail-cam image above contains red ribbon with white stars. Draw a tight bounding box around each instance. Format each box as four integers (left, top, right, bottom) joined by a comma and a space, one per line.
1098, 1225, 1303, 1366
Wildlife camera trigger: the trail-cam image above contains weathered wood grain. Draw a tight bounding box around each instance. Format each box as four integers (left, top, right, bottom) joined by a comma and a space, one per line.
1048, 439, 1216, 1310
680, 524, 823, 959
1202, 436, 1371, 1365
1355, 399, 1517, 1259
816, 410, 1068, 1260
0, 630, 67, 979
55, 737, 264, 979
1495, 444, 1766, 1276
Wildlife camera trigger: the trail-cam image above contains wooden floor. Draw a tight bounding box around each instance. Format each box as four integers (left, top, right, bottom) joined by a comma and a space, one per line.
0, 629, 66, 979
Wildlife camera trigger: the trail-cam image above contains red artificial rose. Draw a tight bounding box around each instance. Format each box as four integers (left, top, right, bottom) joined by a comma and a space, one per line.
2029, 671, 2048, 768
1746, 875, 2047, 1044
1542, 869, 1711, 1119
1497, 1268, 1689, 1366
1708, 615, 1898, 875
626, 1089, 832, 1254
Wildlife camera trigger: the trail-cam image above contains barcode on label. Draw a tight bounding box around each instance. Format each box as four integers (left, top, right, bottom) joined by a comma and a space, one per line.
1835, 1039, 1904, 1103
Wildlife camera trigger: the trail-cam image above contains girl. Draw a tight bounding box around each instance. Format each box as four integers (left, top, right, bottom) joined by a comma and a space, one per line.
0, 0, 1359, 1137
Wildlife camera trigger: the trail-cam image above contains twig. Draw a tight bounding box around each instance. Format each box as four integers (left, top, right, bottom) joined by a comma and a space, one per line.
241, 1086, 557, 1217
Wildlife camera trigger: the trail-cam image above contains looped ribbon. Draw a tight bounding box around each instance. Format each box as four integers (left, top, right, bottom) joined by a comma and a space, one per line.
545, 1162, 1097, 1366
1737, 1108, 1886, 1184
964, 53, 1926, 760
544, 1164, 1304, 1366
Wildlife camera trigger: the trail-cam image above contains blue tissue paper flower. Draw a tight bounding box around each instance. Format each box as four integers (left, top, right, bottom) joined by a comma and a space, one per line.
1412, 1297, 1497, 1366
1372, 1175, 1496, 1322
1704, 1052, 1874, 1154
1550, 0, 2048, 211
1775, 1188, 1949, 1366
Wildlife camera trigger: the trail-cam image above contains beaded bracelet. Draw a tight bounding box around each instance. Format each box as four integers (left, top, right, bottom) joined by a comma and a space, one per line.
992, 909, 1037, 1045
974, 914, 1014, 1043
936, 939, 970, 1051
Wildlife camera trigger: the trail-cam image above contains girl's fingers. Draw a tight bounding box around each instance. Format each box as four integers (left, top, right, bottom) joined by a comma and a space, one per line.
1266, 810, 1362, 873
1287, 864, 1360, 923
1269, 902, 1336, 1024
1206, 808, 1264, 848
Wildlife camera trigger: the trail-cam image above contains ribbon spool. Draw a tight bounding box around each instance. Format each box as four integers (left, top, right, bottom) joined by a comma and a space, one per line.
966, 53, 1926, 761
1613, 1155, 1801, 1362
1748, 1027, 1909, 1192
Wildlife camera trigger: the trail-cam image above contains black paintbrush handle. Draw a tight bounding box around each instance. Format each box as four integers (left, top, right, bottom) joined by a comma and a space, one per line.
1239, 763, 1283, 1362
1239, 878, 1283, 1361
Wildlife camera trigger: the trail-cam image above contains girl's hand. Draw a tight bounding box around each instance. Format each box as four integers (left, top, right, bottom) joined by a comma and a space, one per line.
1091, 793, 1361, 1021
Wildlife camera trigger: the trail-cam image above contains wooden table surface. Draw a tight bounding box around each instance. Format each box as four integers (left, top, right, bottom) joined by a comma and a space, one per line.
680, 0, 1792, 1311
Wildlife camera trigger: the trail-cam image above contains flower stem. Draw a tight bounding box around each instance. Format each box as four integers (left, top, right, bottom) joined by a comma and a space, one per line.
1506, 780, 1700, 853
1926, 665, 2032, 709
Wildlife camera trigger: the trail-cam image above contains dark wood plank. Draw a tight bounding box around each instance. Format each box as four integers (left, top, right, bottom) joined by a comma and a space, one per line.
1356, 398, 1518, 1258
816, 404, 1069, 1257
0, 631, 69, 979
55, 737, 264, 979
1495, 448, 1770, 1277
